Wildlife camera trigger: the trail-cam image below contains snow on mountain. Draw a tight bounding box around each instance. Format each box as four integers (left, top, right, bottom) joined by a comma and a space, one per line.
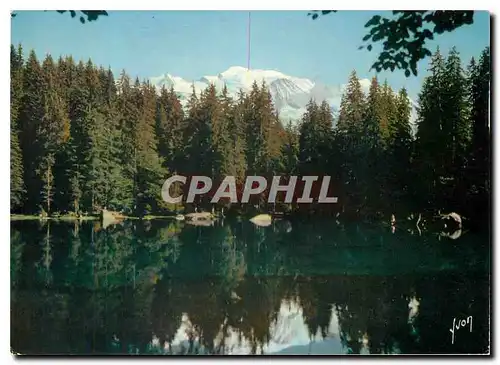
150, 66, 417, 128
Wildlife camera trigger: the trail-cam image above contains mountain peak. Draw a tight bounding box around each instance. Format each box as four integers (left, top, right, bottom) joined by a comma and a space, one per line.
220, 65, 249, 76
149, 66, 417, 127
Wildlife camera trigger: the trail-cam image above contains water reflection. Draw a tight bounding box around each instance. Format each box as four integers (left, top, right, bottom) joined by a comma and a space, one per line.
11, 219, 489, 355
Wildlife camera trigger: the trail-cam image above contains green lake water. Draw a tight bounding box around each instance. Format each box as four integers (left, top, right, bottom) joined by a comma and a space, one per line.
10, 218, 490, 355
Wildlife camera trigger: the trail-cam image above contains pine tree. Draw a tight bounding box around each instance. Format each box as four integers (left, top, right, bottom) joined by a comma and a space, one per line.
442, 47, 471, 179
183, 84, 207, 178
393, 89, 412, 149
364, 76, 382, 147
414, 48, 446, 207
469, 47, 490, 185
262, 83, 285, 176
215, 85, 237, 178
57, 55, 77, 100
466, 47, 490, 222
79, 60, 106, 212
380, 81, 397, 146
337, 71, 365, 134
63, 60, 88, 213
298, 99, 321, 175
317, 100, 334, 173
98, 67, 129, 211
336, 71, 368, 214
156, 85, 185, 174
40, 54, 70, 148
19, 50, 45, 212
244, 82, 265, 175
39, 153, 55, 214
228, 90, 248, 183
36, 54, 71, 213
54, 55, 77, 211
386, 88, 413, 211
10, 44, 25, 211
199, 83, 221, 178
360, 77, 387, 214
280, 121, 299, 175
114, 70, 139, 212
133, 81, 167, 215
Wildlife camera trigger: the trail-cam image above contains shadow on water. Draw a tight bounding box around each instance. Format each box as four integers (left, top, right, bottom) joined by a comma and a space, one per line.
10, 218, 490, 355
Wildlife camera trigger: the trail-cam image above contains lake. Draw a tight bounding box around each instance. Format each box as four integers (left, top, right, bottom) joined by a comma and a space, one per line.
10, 218, 490, 355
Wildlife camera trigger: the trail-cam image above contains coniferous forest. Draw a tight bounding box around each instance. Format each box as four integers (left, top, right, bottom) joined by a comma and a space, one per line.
10, 44, 490, 229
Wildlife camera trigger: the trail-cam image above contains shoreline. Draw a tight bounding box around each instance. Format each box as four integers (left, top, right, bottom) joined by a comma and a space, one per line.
10, 214, 177, 222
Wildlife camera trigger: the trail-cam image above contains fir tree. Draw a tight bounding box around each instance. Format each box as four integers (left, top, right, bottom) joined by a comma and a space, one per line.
468, 47, 490, 178
215, 85, 238, 178
133, 81, 168, 215
386, 88, 413, 211
20, 50, 45, 212
414, 48, 446, 207
337, 70, 366, 134
156, 85, 185, 174
364, 76, 383, 148
465, 47, 490, 222
442, 47, 471, 178
280, 121, 299, 175
298, 99, 321, 175
228, 90, 248, 184
380, 81, 397, 146
10, 44, 25, 211
336, 71, 369, 214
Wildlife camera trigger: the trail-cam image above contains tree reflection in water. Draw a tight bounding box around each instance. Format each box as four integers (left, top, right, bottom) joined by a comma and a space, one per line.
11, 219, 489, 355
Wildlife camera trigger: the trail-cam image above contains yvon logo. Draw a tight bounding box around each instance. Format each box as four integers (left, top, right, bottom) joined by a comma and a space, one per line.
161, 175, 339, 204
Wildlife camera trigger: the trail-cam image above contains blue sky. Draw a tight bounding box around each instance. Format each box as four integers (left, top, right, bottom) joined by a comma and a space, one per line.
11, 10, 490, 100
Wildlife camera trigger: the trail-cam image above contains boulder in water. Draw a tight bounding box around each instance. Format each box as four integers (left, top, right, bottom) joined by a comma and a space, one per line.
441, 212, 462, 230
250, 214, 272, 227
185, 212, 213, 221
185, 219, 214, 227
101, 209, 125, 229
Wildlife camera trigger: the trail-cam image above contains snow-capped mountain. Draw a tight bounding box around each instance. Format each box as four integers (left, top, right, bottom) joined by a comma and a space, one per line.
150, 66, 417, 128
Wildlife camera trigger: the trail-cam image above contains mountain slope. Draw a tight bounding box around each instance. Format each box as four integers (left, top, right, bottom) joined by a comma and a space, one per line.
150, 66, 417, 128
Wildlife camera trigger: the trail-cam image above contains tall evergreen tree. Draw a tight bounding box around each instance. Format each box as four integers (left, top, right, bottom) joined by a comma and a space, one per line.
442, 47, 471, 179
215, 85, 238, 178
336, 71, 369, 214
337, 71, 366, 134
133, 81, 167, 214
380, 81, 397, 146
227, 89, 248, 183
156, 85, 185, 174
298, 99, 332, 175
414, 48, 446, 208
468, 47, 490, 180
40, 54, 71, 213
364, 76, 383, 148
386, 88, 413, 212
360, 77, 386, 213
280, 121, 299, 175
465, 47, 490, 222
10, 44, 25, 211
19, 50, 45, 212
183, 84, 207, 178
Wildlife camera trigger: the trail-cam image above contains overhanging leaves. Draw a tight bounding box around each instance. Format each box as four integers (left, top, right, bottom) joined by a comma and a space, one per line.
308, 10, 476, 77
